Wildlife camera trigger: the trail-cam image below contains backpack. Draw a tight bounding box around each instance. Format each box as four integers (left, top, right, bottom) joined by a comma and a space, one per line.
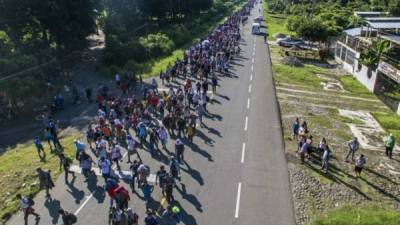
65, 212, 77, 224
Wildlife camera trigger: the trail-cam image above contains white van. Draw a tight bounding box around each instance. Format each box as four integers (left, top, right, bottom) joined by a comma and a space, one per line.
252, 23, 260, 35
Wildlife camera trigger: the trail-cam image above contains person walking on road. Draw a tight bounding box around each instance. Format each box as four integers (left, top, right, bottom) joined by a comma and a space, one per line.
99, 156, 112, 181
58, 209, 77, 225
164, 173, 175, 204
141, 180, 154, 209
59, 153, 75, 183
130, 160, 140, 192
17, 194, 40, 225
175, 139, 185, 163
36, 168, 55, 197
385, 133, 396, 159
127, 135, 140, 163
156, 165, 167, 195
345, 137, 359, 162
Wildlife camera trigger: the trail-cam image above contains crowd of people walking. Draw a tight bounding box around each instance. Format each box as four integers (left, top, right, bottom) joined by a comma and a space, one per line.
18, 1, 259, 224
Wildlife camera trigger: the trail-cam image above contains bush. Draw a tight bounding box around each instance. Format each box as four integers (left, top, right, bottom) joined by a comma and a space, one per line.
139, 33, 175, 58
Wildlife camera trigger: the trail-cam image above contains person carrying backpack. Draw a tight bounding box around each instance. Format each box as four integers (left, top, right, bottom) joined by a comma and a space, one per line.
126, 208, 139, 225
17, 194, 40, 225
59, 209, 77, 225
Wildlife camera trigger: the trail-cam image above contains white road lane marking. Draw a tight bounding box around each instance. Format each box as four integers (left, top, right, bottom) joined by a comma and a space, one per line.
241, 143, 246, 163
247, 98, 250, 109
244, 116, 248, 131
75, 192, 94, 215
73, 152, 130, 216
250, 73, 253, 81
251, 65, 254, 72
252, 57, 254, 63
235, 182, 242, 218
69, 165, 157, 183
248, 85, 252, 93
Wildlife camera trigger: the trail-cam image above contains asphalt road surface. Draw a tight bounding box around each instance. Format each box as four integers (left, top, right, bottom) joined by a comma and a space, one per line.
7, 2, 295, 225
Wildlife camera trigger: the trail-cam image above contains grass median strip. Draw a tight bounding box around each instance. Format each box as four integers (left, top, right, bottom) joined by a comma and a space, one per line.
311, 205, 400, 225
0, 134, 80, 224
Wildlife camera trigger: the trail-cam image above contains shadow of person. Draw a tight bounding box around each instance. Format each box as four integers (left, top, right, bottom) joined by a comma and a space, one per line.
184, 140, 213, 162
66, 183, 85, 204
87, 175, 105, 204
145, 196, 161, 212
170, 200, 198, 225
194, 130, 214, 146
181, 161, 204, 186
176, 183, 203, 212
44, 197, 61, 224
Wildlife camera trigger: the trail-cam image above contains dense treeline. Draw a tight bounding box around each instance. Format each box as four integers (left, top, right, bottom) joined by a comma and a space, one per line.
267, 0, 400, 44
0, 0, 100, 115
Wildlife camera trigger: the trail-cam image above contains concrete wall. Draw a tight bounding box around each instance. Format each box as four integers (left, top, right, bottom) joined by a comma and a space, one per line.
397, 103, 400, 114
353, 64, 378, 92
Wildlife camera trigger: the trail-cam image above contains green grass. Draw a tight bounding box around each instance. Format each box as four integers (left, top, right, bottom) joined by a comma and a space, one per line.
0, 134, 80, 224
339, 76, 374, 97
143, 49, 184, 78
310, 205, 400, 225
263, 1, 292, 40
273, 63, 327, 87
373, 112, 400, 141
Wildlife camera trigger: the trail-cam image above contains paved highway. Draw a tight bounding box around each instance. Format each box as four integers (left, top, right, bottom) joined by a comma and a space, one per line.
8, 1, 295, 225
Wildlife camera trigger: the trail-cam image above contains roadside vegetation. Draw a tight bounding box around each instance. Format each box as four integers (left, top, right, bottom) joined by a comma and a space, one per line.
101, 0, 247, 78
311, 205, 400, 225
265, 0, 400, 224
0, 133, 80, 224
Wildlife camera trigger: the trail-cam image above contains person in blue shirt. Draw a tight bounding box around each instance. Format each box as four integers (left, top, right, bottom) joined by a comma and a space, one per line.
292, 117, 300, 141
34, 136, 46, 159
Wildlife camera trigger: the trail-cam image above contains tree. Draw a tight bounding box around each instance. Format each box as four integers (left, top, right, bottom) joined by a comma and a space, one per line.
360, 39, 391, 74
296, 18, 329, 44
389, 0, 400, 16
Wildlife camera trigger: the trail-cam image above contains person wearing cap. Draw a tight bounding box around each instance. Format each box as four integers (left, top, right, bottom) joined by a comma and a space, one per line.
345, 137, 359, 162
175, 139, 185, 163
385, 133, 396, 159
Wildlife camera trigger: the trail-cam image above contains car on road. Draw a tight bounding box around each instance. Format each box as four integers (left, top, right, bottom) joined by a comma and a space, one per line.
252, 23, 261, 35
277, 37, 305, 48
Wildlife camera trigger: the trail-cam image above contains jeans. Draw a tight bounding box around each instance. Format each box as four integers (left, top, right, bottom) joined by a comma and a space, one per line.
345, 148, 356, 161
322, 159, 329, 173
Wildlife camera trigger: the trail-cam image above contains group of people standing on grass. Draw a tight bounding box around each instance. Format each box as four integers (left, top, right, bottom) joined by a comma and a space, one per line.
292, 117, 396, 177
19, 1, 258, 225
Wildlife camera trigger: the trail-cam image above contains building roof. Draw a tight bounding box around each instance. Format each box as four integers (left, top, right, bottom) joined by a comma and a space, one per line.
366, 21, 400, 29
343, 27, 376, 37
343, 27, 363, 37
365, 17, 400, 22
380, 34, 400, 45
354, 11, 387, 18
